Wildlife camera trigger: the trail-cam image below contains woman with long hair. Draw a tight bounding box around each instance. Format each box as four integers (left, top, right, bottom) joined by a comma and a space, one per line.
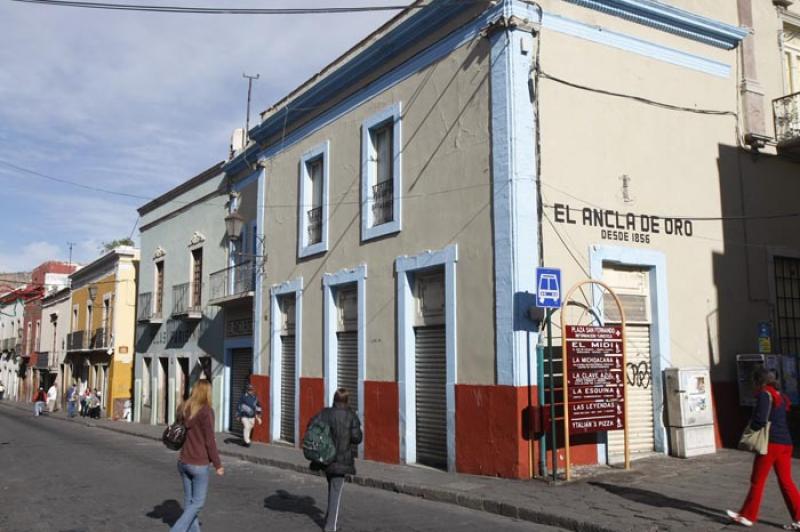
171, 379, 223, 532
727, 368, 800, 528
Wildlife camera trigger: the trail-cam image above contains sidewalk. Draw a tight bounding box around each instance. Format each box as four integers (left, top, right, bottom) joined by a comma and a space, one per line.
2, 399, 795, 531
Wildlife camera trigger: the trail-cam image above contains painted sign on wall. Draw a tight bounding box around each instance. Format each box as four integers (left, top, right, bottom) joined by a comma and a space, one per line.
552, 203, 694, 244
566, 325, 625, 434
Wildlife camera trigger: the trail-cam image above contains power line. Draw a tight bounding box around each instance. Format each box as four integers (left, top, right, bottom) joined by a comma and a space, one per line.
7, 0, 429, 15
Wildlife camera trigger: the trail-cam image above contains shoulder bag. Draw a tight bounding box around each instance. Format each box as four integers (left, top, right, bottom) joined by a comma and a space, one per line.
738, 392, 773, 455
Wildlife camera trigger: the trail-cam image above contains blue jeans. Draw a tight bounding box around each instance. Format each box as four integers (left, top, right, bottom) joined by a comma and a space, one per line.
67, 401, 77, 417
170, 462, 210, 532
34, 401, 45, 416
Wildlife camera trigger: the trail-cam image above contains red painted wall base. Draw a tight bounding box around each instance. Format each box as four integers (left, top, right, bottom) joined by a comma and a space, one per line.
299, 378, 325, 444
249, 374, 270, 443
363, 380, 399, 463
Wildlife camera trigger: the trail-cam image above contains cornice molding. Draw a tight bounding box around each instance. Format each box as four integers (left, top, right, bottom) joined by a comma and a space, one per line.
561, 0, 748, 49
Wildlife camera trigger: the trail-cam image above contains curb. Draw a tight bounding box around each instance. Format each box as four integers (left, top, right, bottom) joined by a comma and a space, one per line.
0, 401, 616, 532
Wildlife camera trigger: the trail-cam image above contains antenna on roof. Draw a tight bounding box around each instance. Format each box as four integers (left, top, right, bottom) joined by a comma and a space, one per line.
243, 73, 260, 142
67, 242, 75, 266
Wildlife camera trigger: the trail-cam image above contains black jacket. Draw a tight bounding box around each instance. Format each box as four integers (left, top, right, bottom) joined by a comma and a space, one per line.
751, 386, 793, 446
312, 403, 363, 477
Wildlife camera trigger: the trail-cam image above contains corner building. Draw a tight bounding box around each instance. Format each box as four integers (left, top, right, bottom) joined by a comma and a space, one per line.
221, 0, 799, 478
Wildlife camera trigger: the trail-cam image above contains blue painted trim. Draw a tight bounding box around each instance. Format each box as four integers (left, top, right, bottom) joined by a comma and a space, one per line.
233, 167, 261, 192
225, 1, 506, 176
361, 103, 403, 241
298, 141, 330, 258
589, 245, 671, 459
560, 0, 748, 50
539, 12, 732, 78
322, 264, 368, 458
396, 245, 458, 471
254, 169, 266, 375
490, 22, 540, 388
269, 277, 304, 443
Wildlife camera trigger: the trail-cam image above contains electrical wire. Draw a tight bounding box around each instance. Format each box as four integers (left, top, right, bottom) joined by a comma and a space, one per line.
6, 0, 430, 15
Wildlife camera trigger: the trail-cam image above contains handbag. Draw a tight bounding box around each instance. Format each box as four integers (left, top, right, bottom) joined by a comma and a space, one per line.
738, 392, 773, 455
162, 422, 188, 451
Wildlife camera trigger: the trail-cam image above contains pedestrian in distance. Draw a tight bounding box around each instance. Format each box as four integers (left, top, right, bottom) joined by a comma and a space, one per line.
80, 387, 91, 417
307, 388, 362, 532
0, 380, 5, 400
88, 388, 102, 419
66, 384, 78, 418
33, 386, 46, 416
727, 368, 800, 529
236, 382, 262, 447
47, 382, 58, 413
171, 379, 223, 532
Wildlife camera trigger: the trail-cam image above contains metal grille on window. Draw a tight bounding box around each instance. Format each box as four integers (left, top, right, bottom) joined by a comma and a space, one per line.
775, 256, 800, 355
307, 158, 323, 245
280, 335, 296, 443
336, 285, 358, 412
192, 249, 203, 309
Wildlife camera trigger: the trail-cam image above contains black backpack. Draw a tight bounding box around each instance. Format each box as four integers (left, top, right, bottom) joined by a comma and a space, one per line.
162, 420, 187, 451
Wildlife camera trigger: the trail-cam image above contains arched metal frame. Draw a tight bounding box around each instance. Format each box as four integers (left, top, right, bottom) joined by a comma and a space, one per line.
559, 280, 629, 481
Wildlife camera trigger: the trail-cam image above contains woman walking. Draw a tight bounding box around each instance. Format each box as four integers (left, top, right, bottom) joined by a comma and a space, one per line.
309, 388, 363, 532
727, 368, 800, 529
171, 380, 223, 532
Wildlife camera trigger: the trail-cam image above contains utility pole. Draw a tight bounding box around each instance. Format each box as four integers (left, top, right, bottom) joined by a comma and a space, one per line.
243, 73, 260, 141
67, 242, 75, 266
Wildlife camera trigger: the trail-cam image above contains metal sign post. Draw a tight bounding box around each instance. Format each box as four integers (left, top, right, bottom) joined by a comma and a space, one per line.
560, 280, 629, 481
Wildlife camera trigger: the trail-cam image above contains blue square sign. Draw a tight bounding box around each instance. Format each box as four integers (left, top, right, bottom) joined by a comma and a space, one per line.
535, 267, 562, 309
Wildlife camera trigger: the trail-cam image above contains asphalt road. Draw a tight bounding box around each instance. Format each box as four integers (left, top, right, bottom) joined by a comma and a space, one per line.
0, 405, 565, 532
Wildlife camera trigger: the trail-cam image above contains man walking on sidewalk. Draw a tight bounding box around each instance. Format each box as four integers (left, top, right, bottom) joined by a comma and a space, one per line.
66, 384, 78, 418
236, 383, 262, 448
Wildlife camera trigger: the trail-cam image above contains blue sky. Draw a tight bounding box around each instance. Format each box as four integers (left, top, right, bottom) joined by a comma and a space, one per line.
0, 0, 401, 271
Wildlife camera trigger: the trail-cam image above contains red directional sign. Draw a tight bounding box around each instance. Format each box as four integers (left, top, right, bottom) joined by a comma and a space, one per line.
565, 325, 625, 435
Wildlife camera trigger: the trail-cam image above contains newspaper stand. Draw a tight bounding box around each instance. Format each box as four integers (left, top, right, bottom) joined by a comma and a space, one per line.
560, 280, 630, 481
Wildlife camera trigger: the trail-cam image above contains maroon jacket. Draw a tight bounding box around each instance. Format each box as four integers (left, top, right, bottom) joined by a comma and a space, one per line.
178, 405, 222, 469
34, 390, 46, 402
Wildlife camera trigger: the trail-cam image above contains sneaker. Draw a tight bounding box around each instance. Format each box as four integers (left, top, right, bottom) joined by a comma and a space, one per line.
726, 510, 753, 527
783, 522, 800, 530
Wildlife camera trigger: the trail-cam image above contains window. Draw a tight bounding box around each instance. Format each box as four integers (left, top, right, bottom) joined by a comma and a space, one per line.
784, 30, 800, 94
297, 141, 330, 258
155, 261, 164, 317
361, 103, 402, 241
72, 305, 78, 332
26, 322, 31, 354
775, 256, 800, 355
35, 320, 40, 352
191, 249, 203, 309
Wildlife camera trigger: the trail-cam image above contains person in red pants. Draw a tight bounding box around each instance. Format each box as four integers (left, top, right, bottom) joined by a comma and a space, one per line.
727, 368, 800, 529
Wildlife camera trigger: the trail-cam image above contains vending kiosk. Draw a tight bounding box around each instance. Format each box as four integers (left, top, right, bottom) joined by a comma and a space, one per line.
664, 367, 716, 458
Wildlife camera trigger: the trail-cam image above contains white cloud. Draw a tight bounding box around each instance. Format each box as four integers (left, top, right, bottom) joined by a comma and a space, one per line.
0, 241, 62, 272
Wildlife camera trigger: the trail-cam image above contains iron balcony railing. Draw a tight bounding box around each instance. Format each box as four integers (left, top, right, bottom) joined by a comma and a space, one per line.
67, 330, 85, 351
773, 91, 800, 145
307, 206, 322, 244
92, 327, 109, 349
372, 179, 394, 225
209, 262, 255, 303
173, 282, 202, 318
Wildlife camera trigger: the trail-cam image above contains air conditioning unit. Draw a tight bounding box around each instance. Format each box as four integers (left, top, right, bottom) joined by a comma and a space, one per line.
230, 128, 246, 158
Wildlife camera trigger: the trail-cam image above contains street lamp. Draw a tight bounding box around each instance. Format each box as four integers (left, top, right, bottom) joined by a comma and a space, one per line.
224, 210, 245, 242
88, 284, 98, 303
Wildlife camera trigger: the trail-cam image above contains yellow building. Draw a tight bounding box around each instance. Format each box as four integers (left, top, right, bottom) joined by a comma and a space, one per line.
66, 247, 139, 419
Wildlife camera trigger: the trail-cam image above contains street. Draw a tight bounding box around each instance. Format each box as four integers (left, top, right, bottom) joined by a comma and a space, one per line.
0, 406, 565, 532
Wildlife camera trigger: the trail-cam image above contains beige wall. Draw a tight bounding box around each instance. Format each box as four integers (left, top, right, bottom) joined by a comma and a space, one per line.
258, 37, 496, 384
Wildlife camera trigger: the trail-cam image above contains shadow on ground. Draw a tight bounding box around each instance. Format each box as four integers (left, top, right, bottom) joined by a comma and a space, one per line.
146, 499, 182, 526
264, 489, 325, 528
589, 481, 786, 528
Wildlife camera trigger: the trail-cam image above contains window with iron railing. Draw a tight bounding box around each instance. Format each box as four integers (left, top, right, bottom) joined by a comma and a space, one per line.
774, 92, 800, 144
307, 206, 322, 245
209, 262, 255, 302
372, 178, 394, 226
192, 249, 203, 309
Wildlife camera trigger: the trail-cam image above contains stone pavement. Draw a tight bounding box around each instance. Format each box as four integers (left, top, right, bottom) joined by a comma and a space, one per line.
2, 400, 797, 531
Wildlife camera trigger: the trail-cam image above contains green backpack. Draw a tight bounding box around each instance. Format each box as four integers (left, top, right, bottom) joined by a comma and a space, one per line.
303, 417, 337, 465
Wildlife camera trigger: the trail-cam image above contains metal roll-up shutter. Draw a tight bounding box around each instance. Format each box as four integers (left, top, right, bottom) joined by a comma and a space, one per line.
337, 331, 358, 412
281, 335, 296, 443
229, 348, 252, 434
415, 325, 447, 469
608, 325, 654, 458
